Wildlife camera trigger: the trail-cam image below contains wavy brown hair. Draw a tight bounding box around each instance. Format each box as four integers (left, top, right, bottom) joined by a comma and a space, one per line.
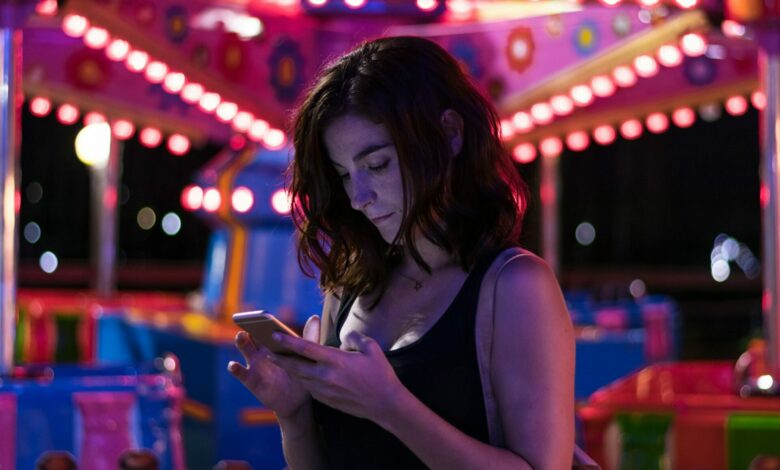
290, 36, 528, 296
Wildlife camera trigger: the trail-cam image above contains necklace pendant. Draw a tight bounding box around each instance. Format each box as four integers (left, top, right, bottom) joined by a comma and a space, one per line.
413, 281, 423, 291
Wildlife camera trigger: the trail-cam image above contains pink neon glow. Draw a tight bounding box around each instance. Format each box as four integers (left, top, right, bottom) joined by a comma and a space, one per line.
126, 50, 149, 72
645, 113, 669, 133
112, 120, 135, 140
271, 189, 293, 215
593, 125, 616, 145
232, 187, 255, 213
672, 107, 696, 127
62, 14, 89, 38
232, 111, 254, 132
181, 83, 205, 104
550, 95, 574, 116
752, 91, 767, 110
84, 27, 110, 49
83, 112, 106, 125
633, 55, 659, 78
308, 0, 328, 6
106, 39, 130, 61
264, 129, 287, 149
447, 0, 473, 15
145, 61, 168, 83
657, 45, 683, 67
639, 0, 659, 5
566, 131, 590, 151
345, 0, 366, 8
139, 127, 163, 147
540, 137, 563, 158
249, 119, 270, 140
163, 72, 186, 93
202, 188, 221, 212
198, 92, 221, 113
167, 134, 191, 156
676, 0, 697, 8
36, 0, 58, 16
570, 85, 594, 106
725, 96, 748, 116
530, 103, 554, 124
30, 97, 52, 117
612, 66, 637, 88
681, 33, 707, 57
761, 183, 770, 209
590, 75, 616, 98
599, 0, 621, 6
417, 0, 439, 11
500, 120, 516, 140
513, 111, 535, 133
216, 102, 239, 122
620, 119, 643, 140
181, 185, 203, 211
512, 143, 537, 164
57, 104, 80, 125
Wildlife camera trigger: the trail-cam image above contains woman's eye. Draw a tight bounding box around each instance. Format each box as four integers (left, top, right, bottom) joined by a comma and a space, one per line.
369, 161, 389, 172
338, 173, 350, 181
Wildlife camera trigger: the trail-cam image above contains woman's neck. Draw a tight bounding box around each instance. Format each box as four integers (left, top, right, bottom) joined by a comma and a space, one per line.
399, 236, 456, 276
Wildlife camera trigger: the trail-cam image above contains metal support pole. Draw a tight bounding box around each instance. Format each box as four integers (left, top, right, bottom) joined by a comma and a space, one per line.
90, 139, 121, 299
540, 153, 560, 276
0, 25, 21, 377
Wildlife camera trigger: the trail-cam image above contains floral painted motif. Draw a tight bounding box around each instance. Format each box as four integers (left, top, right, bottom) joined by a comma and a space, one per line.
545, 14, 564, 38
684, 56, 717, 86
65, 49, 111, 91
165, 5, 189, 44
268, 38, 306, 104
573, 20, 599, 56
612, 13, 632, 37
218, 33, 249, 81
506, 27, 535, 74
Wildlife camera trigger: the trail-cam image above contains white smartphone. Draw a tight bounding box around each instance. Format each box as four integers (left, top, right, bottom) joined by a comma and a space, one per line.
232, 310, 301, 357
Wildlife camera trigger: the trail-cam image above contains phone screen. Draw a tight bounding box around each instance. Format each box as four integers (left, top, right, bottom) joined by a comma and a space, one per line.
232, 311, 302, 357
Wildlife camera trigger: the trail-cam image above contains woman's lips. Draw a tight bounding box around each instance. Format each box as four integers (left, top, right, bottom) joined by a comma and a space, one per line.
371, 213, 393, 224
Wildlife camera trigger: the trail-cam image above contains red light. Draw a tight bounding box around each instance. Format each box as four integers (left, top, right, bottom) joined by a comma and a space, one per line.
620, 119, 643, 140
570, 85, 594, 107
725, 96, 748, 116
500, 119, 516, 140
271, 189, 293, 215
83, 112, 106, 125
671, 107, 696, 128
202, 188, 221, 212
612, 66, 637, 88
167, 134, 191, 156
645, 113, 669, 133
216, 102, 239, 122
566, 131, 590, 151
263, 129, 287, 149
199, 92, 221, 113
676, 0, 697, 8
308, 0, 327, 6
540, 137, 563, 158
593, 125, 616, 145
591, 75, 616, 98
681, 33, 707, 57
126, 50, 149, 72
163, 72, 186, 93
230, 135, 247, 150
181, 83, 204, 104
232, 111, 254, 132
106, 39, 130, 61
657, 45, 683, 67
57, 104, 80, 125
249, 119, 270, 141
550, 95, 574, 116
513, 111, 535, 133
30, 97, 51, 117
633, 55, 659, 78
62, 14, 89, 38
761, 183, 770, 209
512, 143, 537, 164
181, 185, 203, 211
417, 0, 439, 10
345, 0, 366, 8
752, 91, 767, 110
232, 187, 255, 213
530, 103, 554, 125
84, 27, 110, 49
139, 127, 163, 147
112, 120, 135, 140
36, 0, 58, 16
145, 61, 168, 84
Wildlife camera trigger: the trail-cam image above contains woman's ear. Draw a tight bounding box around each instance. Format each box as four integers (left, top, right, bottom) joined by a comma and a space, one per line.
441, 109, 464, 157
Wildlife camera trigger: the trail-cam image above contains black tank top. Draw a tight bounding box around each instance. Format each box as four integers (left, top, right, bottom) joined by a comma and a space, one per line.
310, 249, 503, 469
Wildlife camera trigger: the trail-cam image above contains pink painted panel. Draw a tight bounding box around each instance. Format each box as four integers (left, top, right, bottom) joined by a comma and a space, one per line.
0, 393, 17, 470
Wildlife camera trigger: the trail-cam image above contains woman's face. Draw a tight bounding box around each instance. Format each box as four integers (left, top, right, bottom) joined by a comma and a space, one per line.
324, 113, 405, 243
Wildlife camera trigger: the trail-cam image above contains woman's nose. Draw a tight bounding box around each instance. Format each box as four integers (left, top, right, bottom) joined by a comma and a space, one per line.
349, 174, 375, 210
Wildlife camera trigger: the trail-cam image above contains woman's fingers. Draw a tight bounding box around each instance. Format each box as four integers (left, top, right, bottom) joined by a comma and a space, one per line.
302, 315, 321, 343
234, 331, 258, 362
227, 360, 249, 383
274, 333, 336, 363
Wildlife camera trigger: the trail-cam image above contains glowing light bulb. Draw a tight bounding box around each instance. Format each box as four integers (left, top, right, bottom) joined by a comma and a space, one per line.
725, 96, 748, 116
591, 75, 616, 98
566, 131, 590, 151
530, 103, 554, 124
199, 92, 221, 113
672, 107, 696, 128
139, 127, 163, 147
620, 119, 643, 139
613, 66, 637, 87
232, 111, 254, 132
550, 95, 574, 116
308, 0, 327, 6
570, 85, 594, 106
83, 112, 106, 125
345, 0, 366, 8
512, 143, 537, 164
681, 33, 707, 57
145, 61, 168, 83
500, 120, 515, 140
62, 14, 89, 38
633, 55, 659, 78
417, 0, 439, 11
645, 113, 669, 134
752, 91, 767, 110
167, 134, 191, 156
126, 50, 149, 72
216, 102, 239, 122
593, 125, 616, 145
84, 27, 110, 49
513, 111, 535, 133
271, 189, 293, 215
106, 39, 130, 61
30, 97, 52, 117
112, 119, 135, 140
181, 185, 203, 211
232, 187, 255, 213
263, 129, 287, 149
57, 104, 80, 125
202, 188, 221, 212
540, 137, 563, 158
249, 119, 270, 141
657, 44, 683, 67
163, 72, 186, 93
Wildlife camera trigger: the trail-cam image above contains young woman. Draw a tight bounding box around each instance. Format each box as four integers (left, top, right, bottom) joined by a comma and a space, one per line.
228, 36, 576, 469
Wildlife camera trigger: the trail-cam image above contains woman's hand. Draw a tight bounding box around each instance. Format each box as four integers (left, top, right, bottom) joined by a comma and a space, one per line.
228, 315, 320, 420
269, 330, 406, 425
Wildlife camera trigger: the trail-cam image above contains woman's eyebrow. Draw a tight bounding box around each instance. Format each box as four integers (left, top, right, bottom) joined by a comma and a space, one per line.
331, 142, 393, 168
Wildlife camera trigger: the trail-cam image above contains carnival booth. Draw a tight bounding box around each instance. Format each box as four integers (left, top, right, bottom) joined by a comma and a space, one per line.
0, 0, 772, 467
